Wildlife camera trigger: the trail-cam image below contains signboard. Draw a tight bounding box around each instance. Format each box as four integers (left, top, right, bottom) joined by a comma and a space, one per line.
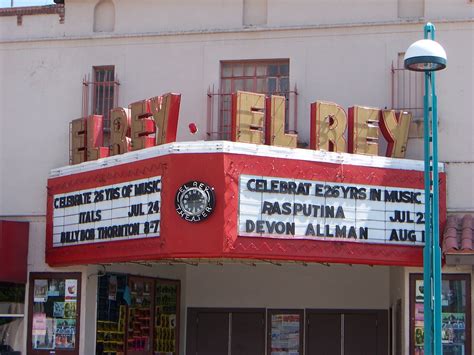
46, 141, 446, 267
239, 174, 425, 246
52, 176, 161, 247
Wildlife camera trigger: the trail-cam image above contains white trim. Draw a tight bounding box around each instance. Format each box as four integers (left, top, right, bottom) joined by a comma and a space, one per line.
0, 314, 24, 318
50, 141, 444, 178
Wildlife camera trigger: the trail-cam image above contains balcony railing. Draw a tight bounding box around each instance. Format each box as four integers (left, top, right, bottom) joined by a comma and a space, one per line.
391, 61, 424, 120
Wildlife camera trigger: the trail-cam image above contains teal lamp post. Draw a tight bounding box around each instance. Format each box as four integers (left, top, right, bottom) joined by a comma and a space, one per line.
404, 23, 447, 354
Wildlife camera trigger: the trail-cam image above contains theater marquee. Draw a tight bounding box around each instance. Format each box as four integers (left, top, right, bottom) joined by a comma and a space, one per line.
52, 176, 161, 246
239, 175, 425, 245
47, 90, 442, 267
46, 141, 447, 267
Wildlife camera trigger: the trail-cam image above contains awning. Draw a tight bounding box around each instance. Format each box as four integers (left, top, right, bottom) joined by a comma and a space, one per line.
0, 220, 29, 283
443, 214, 474, 265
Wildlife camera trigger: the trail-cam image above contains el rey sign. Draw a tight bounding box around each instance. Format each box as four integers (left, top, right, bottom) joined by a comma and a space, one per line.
70, 91, 411, 164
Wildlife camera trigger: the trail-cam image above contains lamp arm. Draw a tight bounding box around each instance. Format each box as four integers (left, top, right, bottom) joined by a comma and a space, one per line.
424, 22, 436, 40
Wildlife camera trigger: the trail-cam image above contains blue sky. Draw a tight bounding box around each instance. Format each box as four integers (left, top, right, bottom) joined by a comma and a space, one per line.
0, 0, 54, 7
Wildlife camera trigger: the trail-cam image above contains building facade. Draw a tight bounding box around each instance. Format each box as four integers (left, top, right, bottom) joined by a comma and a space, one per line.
0, 0, 473, 354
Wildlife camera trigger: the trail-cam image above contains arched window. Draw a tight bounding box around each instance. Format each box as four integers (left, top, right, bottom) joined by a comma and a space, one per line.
93, 0, 115, 33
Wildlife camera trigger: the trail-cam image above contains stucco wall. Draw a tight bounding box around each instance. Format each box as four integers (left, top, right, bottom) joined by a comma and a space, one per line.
0, 2, 473, 352
1, 0, 472, 42
1, 21, 472, 215
186, 263, 390, 309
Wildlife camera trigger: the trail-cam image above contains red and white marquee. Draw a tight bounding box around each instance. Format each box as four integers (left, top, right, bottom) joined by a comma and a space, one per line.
46, 141, 446, 267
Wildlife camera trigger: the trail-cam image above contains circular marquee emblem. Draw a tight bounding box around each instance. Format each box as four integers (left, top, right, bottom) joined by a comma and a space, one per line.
175, 181, 215, 222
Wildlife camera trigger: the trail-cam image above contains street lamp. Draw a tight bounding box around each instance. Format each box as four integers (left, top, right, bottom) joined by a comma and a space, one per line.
404, 23, 447, 355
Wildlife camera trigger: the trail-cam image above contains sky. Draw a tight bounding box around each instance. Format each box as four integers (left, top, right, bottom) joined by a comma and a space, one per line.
0, 0, 55, 7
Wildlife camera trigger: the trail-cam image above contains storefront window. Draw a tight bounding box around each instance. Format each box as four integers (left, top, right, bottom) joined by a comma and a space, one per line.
154, 280, 180, 354
0, 282, 25, 353
27, 272, 81, 354
96, 274, 126, 354
410, 274, 471, 355
127, 276, 153, 352
267, 309, 304, 355
95, 274, 180, 355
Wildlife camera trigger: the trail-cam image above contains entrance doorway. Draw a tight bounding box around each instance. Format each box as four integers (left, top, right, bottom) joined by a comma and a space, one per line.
186, 308, 388, 355
306, 309, 388, 355
186, 308, 265, 355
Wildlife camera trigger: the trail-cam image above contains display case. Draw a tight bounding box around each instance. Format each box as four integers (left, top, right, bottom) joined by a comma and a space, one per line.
410, 274, 471, 355
27, 272, 81, 355
95, 274, 180, 355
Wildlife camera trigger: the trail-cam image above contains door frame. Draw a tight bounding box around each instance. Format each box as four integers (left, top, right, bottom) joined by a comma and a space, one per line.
186, 307, 266, 355
305, 309, 389, 355
409, 273, 471, 355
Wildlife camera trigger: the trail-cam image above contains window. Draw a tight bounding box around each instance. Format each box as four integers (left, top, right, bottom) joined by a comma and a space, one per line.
93, 66, 116, 129
93, 0, 115, 33
0, 282, 25, 353
410, 274, 471, 355
82, 66, 119, 145
215, 60, 292, 140
27, 272, 81, 354
95, 274, 180, 355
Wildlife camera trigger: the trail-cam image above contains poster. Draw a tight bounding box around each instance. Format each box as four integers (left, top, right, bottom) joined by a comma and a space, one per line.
53, 302, 65, 318
64, 301, 77, 318
48, 279, 64, 297
32, 318, 55, 350
270, 314, 300, 354
442, 313, 465, 344
54, 319, 76, 349
415, 280, 424, 303
32, 313, 47, 336
415, 326, 424, 346
108, 275, 117, 301
34, 279, 48, 302
169, 314, 176, 328
415, 303, 424, 322
65, 279, 77, 300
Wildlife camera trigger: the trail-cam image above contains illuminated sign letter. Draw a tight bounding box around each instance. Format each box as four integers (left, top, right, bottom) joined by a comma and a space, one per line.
110, 108, 131, 156
71, 118, 86, 164
231, 91, 265, 144
149, 93, 181, 145
348, 106, 380, 155
70, 115, 109, 164
130, 99, 156, 151
86, 115, 109, 161
265, 95, 297, 148
380, 110, 412, 158
310, 101, 347, 152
